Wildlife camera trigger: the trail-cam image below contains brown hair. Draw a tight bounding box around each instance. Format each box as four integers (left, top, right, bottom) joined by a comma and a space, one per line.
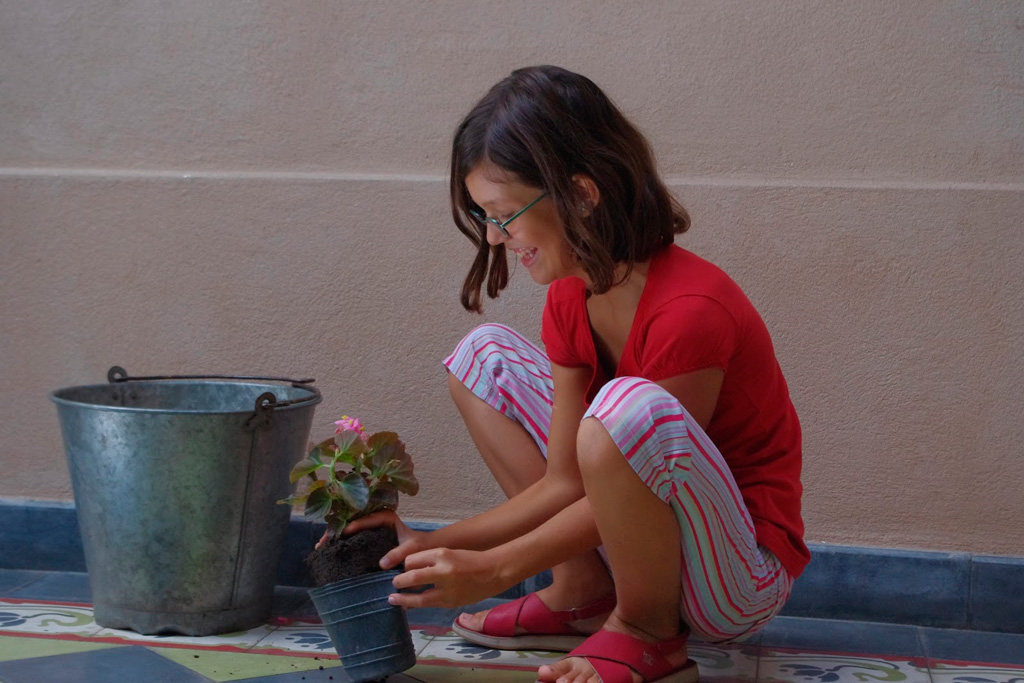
451, 65, 690, 312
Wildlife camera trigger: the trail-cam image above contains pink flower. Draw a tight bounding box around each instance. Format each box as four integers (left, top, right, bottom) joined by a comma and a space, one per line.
334, 415, 369, 441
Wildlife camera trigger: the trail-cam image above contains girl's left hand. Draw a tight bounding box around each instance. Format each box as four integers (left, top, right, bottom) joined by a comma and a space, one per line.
387, 547, 508, 609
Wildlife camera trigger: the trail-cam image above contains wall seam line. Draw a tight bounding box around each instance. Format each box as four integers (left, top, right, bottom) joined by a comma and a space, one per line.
1, 167, 1023, 193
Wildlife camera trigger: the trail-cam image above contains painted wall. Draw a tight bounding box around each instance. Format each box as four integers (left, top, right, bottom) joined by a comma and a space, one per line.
2, 2, 1022, 555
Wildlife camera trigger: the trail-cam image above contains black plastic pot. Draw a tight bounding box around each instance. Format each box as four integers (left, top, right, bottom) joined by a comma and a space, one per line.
308, 570, 416, 682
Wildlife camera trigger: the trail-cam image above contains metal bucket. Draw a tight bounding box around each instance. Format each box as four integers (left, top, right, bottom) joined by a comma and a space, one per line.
50, 367, 322, 636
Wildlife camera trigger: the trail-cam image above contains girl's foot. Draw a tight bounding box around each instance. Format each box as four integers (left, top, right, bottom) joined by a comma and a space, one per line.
536, 611, 691, 683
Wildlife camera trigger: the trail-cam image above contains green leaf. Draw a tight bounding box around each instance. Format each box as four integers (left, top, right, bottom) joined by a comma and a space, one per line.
370, 438, 418, 496
388, 455, 419, 496
366, 431, 398, 450
369, 440, 400, 475
335, 430, 368, 459
309, 437, 338, 459
364, 481, 398, 515
307, 445, 325, 466
289, 457, 321, 483
325, 509, 352, 533
304, 486, 332, 520
336, 471, 370, 511
334, 447, 358, 468
277, 493, 309, 506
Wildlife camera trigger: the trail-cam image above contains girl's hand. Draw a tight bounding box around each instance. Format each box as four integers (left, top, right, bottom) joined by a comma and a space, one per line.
388, 548, 507, 609
316, 510, 427, 570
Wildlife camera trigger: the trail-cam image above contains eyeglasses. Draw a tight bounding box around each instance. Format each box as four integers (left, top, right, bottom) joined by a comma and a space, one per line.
469, 192, 548, 238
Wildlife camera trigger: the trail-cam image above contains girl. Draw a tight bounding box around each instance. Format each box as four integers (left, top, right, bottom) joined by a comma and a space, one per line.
346, 65, 808, 683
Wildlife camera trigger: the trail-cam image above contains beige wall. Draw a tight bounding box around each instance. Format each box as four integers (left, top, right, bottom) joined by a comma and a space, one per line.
2, 2, 1022, 555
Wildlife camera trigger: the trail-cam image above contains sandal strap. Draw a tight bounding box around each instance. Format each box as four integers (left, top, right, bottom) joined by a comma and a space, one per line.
539, 593, 617, 623
568, 629, 689, 682
480, 594, 530, 638
480, 592, 617, 638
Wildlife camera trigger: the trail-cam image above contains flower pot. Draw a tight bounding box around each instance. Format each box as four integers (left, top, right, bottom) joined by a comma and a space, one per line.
308, 570, 416, 682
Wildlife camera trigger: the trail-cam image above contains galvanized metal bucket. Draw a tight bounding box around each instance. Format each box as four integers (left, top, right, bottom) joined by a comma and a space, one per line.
50, 367, 322, 636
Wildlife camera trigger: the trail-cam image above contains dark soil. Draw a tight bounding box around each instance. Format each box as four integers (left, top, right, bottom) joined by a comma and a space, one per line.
306, 526, 399, 587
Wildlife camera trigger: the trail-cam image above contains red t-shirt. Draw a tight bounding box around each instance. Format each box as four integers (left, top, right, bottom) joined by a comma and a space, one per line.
541, 244, 809, 578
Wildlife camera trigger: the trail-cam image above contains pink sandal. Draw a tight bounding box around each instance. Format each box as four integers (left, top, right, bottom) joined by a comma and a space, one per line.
451, 592, 616, 651
546, 629, 699, 683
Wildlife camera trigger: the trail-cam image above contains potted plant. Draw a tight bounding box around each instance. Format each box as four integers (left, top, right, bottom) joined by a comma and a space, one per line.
280, 415, 419, 683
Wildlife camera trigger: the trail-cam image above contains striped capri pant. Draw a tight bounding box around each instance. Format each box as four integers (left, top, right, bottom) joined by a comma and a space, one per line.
444, 323, 794, 642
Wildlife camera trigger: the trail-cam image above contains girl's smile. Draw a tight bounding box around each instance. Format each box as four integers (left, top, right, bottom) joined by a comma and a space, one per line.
511, 246, 538, 268
464, 163, 582, 285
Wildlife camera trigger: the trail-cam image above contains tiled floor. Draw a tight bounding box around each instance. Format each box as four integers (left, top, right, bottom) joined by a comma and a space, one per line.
1, 570, 1022, 682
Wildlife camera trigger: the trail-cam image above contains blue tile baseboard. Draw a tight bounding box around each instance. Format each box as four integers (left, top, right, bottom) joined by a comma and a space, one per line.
780, 543, 972, 627
0, 499, 85, 572
2, 498, 1020, 633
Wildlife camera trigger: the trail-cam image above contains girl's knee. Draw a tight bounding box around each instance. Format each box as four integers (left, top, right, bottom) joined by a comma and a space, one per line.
576, 416, 623, 474
458, 322, 518, 348
583, 377, 696, 500
446, 323, 523, 390
589, 376, 677, 422
449, 324, 525, 376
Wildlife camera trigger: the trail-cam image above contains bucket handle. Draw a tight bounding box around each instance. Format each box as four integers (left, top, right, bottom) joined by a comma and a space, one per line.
106, 367, 322, 425
107, 366, 315, 387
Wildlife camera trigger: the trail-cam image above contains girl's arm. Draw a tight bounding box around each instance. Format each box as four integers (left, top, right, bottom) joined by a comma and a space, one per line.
374, 363, 592, 568
391, 493, 601, 608
655, 367, 724, 431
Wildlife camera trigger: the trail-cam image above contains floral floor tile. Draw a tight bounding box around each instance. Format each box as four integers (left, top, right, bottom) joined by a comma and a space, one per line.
757, 651, 931, 682
404, 660, 541, 681
0, 599, 103, 637
5, 596, 1020, 683
407, 625, 441, 657
688, 641, 758, 681
416, 628, 758, 681
247, 619, 337, 656
927, 661, 1024, 683
91, 622, 278, 651
416, 628, 563, 672
248, 619, 435, 658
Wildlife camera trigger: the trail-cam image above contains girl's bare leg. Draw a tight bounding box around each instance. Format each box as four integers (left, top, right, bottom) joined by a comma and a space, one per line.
537, 417, 687, 683
447, 372, 614, 633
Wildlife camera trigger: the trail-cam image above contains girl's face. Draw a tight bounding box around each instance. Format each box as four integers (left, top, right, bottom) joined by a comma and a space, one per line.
465, 163, 585, 286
